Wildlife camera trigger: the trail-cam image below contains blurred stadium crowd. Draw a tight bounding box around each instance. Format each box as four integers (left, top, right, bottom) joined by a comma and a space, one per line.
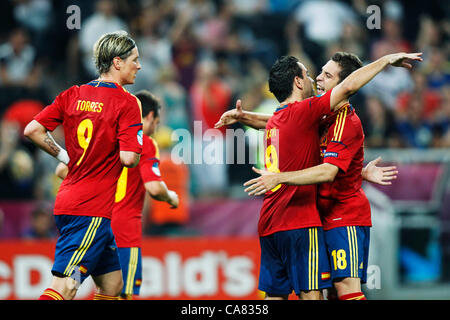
0, 0, 448, 238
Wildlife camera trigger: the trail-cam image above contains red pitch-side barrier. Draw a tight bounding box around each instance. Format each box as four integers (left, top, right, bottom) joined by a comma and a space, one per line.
0, 237, 263, 300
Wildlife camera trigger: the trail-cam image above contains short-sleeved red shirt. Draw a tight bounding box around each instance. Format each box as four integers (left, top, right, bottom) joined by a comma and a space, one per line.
258, 90, 333, 236
34, 80, 143, 219
112, 135, 161, 247
318, 103, 371, 230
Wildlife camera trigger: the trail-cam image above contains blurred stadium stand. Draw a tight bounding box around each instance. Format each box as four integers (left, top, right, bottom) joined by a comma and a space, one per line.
0, 0, 448, 299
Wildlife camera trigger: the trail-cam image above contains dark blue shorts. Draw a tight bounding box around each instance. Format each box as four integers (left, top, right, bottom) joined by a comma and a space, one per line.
324, 226, 370, 283
258, 227, 332, 295
52, 215, 121, 284
118, 247, 142, 296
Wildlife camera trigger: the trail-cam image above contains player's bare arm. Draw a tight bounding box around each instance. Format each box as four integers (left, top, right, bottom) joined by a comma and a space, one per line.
329, 52, 423, 111
144, 180, 179, 208
214, 99, 271, 130
24, 120, 70, 164
362, 156, 398, 186
244, 164, 339, 196
244, 156, 399, 195
120, 151, 140, 168
55, 162, 69, 180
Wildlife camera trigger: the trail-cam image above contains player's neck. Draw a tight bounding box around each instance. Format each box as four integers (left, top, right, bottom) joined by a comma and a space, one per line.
281, 92, 304, 106
97, 73, 123, 86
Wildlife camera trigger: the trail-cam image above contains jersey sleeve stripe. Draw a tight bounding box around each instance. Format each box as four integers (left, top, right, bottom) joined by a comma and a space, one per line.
333, 111, 344, 141
332, 108, 348, 142
337, 107, 348, 141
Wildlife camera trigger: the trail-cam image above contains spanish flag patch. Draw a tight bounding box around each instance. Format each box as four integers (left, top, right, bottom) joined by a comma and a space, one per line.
79, 265, 88, 274
321, 272, 331, 280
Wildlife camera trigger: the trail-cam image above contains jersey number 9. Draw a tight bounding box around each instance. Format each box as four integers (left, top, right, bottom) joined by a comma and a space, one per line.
76, 119, 93, 166
265, 144, 281, 192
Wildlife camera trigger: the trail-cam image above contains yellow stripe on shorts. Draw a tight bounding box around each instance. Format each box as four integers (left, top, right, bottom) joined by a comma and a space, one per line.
347, 226, 359, 278
125, 247, 139, 295
64, 217, 102, 276
308, 228, 318, 290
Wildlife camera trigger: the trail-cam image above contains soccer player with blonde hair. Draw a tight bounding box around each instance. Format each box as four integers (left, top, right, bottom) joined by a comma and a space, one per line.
25, 31, 143, 300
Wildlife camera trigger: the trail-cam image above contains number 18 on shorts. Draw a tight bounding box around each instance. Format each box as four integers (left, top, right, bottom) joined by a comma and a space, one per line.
324, 226, 370, 283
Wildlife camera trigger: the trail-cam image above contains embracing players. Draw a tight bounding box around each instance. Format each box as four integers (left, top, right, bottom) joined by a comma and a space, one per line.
216, 51, 421, 299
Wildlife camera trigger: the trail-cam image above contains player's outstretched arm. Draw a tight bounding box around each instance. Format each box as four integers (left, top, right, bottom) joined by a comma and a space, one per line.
214, 99, 271, 130
24, 120, 70, 165
144, 180, 179, 208
243, 164, 339, 196
362, 156, 398, 186
329, 52, 423, 111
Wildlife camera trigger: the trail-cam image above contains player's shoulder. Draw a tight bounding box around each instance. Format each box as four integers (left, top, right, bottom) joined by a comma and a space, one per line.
119, 87, 140, 104
142, 135, 160, 158
61, 84, 80, 95
292, 92, 327, 108
338, 105, 363, 136
146, 136, 159, 151
53, 84, 80, 103
344, 105, 362, 125
289, 98, 316, 116
118, 89, 142, 115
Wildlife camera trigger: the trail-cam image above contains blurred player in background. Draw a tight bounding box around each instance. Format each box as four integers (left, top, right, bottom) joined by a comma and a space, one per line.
216, 51, 422, 300
112, 90, 179, 300
244, 52, 403, 300
24, 31, 143, 300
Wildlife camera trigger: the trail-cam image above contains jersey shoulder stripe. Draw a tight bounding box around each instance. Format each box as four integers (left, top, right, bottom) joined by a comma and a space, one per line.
332, 106, 348, 142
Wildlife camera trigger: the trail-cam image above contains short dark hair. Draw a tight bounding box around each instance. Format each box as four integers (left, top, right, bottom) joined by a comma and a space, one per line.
135, 90, 161, 118
268, 56, 304, 103
331, 52, 363, 83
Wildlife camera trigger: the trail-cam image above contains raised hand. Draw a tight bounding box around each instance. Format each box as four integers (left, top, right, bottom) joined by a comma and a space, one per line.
214, 99, 244, 129
362, 156, 398, 186
386, 52, 423, 69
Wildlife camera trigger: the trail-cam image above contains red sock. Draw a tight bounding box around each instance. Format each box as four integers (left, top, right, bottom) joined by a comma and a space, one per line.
339, 292, 367, 300
39, 288, 64, 300
93, 293, 119, 300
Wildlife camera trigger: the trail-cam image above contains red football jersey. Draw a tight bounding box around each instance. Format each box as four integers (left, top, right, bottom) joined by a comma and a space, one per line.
34, 80, 143, 219
318, 103, 372, 230
112, 135, 162, 247
258, 90, 333, 236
